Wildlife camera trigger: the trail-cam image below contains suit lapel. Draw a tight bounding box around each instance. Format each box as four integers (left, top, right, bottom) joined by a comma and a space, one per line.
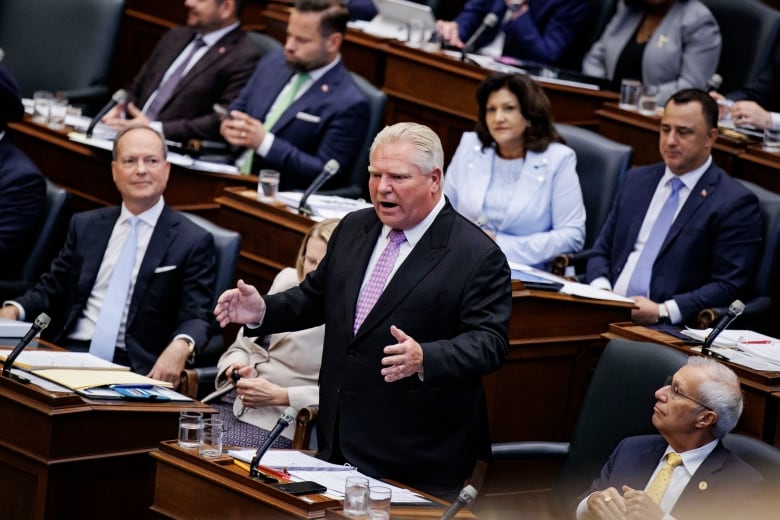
127, 206, 177, 326
180, 29, 237, 86
148, 30, 196, 97
626, 167, 665, 252
659, 166, 719, 258
271, 62, 344, 131
672, 442, 727, 517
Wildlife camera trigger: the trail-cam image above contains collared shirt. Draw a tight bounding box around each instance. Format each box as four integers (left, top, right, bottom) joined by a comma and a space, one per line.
68, 198, 166, 348
591, 157, 712, 324
143, 21, 240, 115
256, 56, 342, 157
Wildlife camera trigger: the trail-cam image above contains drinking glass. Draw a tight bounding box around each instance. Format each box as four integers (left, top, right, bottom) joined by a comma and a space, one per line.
638, 85, 659, 116
619, 79, 641, 111
32, 90, 54, 124
198, 418, 224, 458
367, 485, 392, 520
178, 411, 203, 449
343, 475, 369, 516
258, 169, 281, 201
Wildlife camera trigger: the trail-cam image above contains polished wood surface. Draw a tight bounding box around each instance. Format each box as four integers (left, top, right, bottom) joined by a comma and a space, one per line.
7, 118, 257, 215
605, 322, 780, 446
0, 372, 212, 519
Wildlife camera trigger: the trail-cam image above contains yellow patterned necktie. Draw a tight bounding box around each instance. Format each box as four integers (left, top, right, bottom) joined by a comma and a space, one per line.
646, 452, 683, 504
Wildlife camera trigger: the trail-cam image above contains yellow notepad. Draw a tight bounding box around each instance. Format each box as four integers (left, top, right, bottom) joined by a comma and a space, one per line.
32, 369, 171, 390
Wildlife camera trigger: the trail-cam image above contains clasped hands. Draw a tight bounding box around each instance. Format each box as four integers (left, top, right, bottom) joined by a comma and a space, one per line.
101, 102, 151, 130
587, 486, 665, 520
220, 110, 266, 150
214, 280, 424, 383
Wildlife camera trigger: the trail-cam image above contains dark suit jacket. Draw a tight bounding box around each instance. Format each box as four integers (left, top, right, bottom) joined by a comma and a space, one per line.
0, 137, 46, 279
127, 26, 261, 142
247, 201, 511, 493
582, 434, 764, 520
349, 0, 377, 20
15, 205, 215, 374
454, 0, 588, 65
230, 49, 369, 192
729, 44, 780, 112
586, 162, 762, 323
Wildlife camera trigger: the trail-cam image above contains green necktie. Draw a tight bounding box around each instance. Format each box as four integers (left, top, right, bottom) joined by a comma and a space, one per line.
240, 73, 310, 175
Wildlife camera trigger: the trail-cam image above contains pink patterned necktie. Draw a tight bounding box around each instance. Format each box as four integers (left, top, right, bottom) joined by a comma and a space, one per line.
353, 229, 406, 334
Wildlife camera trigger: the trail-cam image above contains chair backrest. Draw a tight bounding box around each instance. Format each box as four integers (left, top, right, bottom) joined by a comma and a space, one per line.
21, 179, 70, 283
324, 72, 387, 199
559, 0, 619, 70
701, 0, 780, 93
554, 339, 689, 508
722, 433, 780, 484
555, 123, 632, 249
181, 213, 241, 306
0, 0, 124, 99
247, 31, 284, 56
736, 179, 780, 299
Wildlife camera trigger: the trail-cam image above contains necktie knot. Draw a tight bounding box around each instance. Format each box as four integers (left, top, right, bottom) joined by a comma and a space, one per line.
388, 229, 406, 246
669, 177, 684, 195
666, 452, 683, 468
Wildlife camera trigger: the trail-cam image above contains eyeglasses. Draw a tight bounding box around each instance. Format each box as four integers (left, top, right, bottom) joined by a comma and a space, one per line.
664, 376, 713, 411
119, 156, 164, 169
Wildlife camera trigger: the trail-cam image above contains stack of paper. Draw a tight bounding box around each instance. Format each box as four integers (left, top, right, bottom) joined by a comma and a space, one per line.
681, 328, 780, 371
276, 192, 372, 220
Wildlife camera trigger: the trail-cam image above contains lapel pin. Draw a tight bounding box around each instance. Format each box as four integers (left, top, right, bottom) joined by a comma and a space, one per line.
700, 189, 708, 197
321, 84, 329, 93
698, 481, 708, 491
657, 35, 669, 48
218, 47, 226, 54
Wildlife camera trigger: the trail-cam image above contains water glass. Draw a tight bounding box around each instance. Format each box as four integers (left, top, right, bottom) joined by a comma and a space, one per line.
638, 85, 659, 116
32, 90, 54, 124
258, 169, 280, 201
48, 95, 69, 131
764, 127, 780, 153
367, 485, 392, 520
407, 18, 425, 48
343, 475, 369, 516
198, 418, 224, 458
619, 79, 642, 111
178, 411, 203, 449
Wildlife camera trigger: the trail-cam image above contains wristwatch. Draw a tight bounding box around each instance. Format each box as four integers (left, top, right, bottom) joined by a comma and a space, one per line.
183, 338, 196, 361
657, 303, 670, 324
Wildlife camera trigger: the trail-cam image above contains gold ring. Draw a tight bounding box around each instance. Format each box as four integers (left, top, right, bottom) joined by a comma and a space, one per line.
239, 394, 244, 401
604, 496, 612, 503
241, 131, 247, 138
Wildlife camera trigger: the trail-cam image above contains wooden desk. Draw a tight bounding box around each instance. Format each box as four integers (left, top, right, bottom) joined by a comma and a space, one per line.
151, 441, 473, 519
0, 374, 212, 519
604, 322, 780, 446
734, 144, 780, 194
216, 187, 634, 443
7, 119, 257, 215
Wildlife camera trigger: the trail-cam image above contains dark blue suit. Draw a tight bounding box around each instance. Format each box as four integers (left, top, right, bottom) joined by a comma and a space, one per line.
0, 137, 46, 279
586, 162, 761, 323
15, 205, 215, 374
583, 435, 763, 519
453, 0, 588, 65
729, 44, 780, 112
230, 49, 369, 191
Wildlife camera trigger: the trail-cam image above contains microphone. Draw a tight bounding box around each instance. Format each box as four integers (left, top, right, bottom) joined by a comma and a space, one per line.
707, 73, 723, 93
249, 407, 296, 480
298, 159, 340, 216
2, 313, 51, 379
701, 300, 745, 356
439, 485, 478, 520
86, 89, 127, 137
461, 13, 499, 59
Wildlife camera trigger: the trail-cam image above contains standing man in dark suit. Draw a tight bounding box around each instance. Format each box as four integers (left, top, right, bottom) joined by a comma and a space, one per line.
102, 0, 261, 142
0, 63, 45, 279
586, 89, 762, 325
215, 122, 511, 499
0, 126, 215, 387
577, 356, 763, 519
220, 0, 369, 191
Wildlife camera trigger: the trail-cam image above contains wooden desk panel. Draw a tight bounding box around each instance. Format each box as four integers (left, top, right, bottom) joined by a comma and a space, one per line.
0, 375, 212, 519
734, 145, 780, 194
605, 322, 780, 446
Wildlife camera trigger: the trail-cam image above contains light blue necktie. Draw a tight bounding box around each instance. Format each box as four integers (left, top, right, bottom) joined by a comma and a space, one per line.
89, 217, 140, 361
625, 178, 684, 297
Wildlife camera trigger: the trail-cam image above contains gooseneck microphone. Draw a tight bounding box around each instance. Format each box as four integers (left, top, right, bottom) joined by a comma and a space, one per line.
249, 407, 297, 479
2, 313, 51, 379
707, 73, 723, 93
440, 485, 478, 520
701, 300, 745, 356
86, 89, 127, 137
461, 13, 499, 60
298, 159, 340, 216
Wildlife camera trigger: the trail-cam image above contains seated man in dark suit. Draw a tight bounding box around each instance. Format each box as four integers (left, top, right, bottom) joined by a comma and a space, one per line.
215, 122, 511, 500
711, 44, 780, 130
586, 89, 762, 326
220, 0, 369, 191
102, 0, 261, 142
0, 63, 46, 279
435, 0, 588, 65
0, 126, 216, 388
576, 356, 763, 519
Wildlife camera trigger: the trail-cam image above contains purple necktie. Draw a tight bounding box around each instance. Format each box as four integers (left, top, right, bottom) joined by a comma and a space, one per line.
353, 229, 406, 334
625, 177, 684, 297
145, 36, 205, 120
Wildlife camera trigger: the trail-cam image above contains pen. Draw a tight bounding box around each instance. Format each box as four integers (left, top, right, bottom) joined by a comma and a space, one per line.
740, 340, 772, 344
232, 459, 289, 480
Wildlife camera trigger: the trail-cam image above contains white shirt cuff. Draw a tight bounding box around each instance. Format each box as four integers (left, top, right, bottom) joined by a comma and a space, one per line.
2, 301, 25, 321
589, 277, 612, 291
257, 132, 274, 157
665, 299, 682, 324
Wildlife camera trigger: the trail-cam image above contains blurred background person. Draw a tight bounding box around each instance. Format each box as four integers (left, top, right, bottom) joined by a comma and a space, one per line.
443, 72, 585, 268
436, 0, 588, 66
348, 0, 377, 20
582, 0, 721, 107
212, 218, 338, 447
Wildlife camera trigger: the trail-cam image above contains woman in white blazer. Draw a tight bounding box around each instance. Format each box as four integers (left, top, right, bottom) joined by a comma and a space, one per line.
582, 0, 721, 106
213, 219, 339, 447
444, 73, 585, 267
